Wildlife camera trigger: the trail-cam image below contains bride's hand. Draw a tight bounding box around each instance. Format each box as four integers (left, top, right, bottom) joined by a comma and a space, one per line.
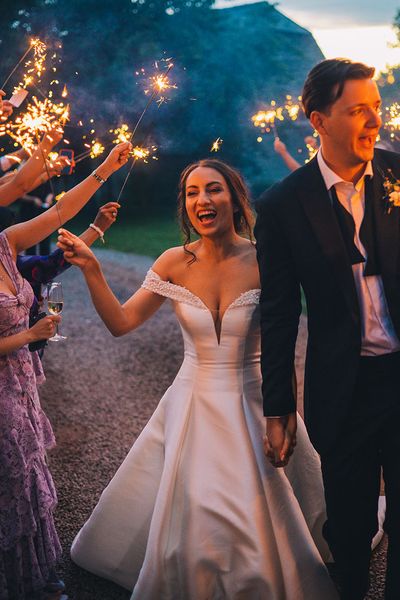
264, 413, 297, 468
57, 228, 99, 271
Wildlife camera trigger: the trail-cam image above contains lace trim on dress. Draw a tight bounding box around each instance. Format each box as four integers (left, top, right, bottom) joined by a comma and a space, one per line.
142, 268, 261, 309
230, 289, 261, 308
141, 269, 206, 308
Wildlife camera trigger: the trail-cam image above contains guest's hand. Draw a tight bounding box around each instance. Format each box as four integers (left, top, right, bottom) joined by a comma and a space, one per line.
40, 123, 64, 153
96, 142, 132, 180
57, 228, 99, 271
0, 90, 13, 121
28, 315, 61, 341
47, 155, 71, 178
264, 413, 297, 468
273, 138, 287, 156
93, 202, 120, 233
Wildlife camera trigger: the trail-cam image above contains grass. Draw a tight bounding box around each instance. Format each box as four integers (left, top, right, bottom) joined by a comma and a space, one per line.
63, 216, 183, 258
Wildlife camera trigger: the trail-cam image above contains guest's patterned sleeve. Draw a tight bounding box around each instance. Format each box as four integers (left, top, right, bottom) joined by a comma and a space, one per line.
16, 249, 71, 300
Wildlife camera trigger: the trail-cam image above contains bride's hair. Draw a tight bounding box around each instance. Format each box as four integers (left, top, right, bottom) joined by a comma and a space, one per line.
177, 159, 255, 263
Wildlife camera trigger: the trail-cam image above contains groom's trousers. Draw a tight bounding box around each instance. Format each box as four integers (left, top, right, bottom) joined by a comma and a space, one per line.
319, 351, 400, 600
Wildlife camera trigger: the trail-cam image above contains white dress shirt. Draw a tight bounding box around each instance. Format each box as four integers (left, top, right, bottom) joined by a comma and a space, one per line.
317, 150, 400, 356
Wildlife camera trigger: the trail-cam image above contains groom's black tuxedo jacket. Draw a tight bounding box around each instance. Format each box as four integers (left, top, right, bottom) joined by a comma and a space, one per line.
255, 148, 400, 454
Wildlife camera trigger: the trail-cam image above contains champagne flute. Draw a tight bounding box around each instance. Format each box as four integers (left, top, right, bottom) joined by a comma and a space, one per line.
47, 281, 67, 341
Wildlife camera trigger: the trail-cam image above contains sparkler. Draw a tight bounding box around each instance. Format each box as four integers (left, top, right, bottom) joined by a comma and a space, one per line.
110, 124, 132, 144
131, 61, 175, 142
116, 144, 157, 203
251, 96, 302, 140
74, 140, 106, 163
210, 137, 223, 152
5, 96, 68, 154
251, 106, 280, 139
116, 60, 175, 203
283, 95, 301, 121
383, 102, 400, 142
1, 37, 46, 90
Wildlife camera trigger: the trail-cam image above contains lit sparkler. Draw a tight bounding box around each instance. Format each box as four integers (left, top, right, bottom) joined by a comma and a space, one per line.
283, 95, 301, 121
210, 137, 223, 152
116, 59, 175, 203
5, 96, 67, 154
75, 139, 106, 163
132, 60, 175, 140
116, 143, 158, 203
251, 106, 280, 138
110, 124, 132, 144
1, 37, 46, 90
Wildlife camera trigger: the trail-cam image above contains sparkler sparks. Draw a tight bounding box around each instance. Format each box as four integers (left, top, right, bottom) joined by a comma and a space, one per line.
384, 102, 400, 133
252, 96, 303, 141
5, 96, 67, 154
251, 107, 280, 138
2, 37, 47, 91
144, 62, 177, 107
210, 137, 223, 152
110, 124, 133, 144
90, 141, 105, 158
131, 144, 157, 163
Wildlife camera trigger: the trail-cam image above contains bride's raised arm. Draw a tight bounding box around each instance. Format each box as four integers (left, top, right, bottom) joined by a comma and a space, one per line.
5, 142, 131, 256
57, 228, 172, 336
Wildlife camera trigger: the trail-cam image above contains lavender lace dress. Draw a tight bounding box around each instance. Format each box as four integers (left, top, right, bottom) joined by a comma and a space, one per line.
0, 233, 61, 599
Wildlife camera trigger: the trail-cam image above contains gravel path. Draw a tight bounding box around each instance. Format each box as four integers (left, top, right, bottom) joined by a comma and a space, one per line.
38, 249, 386, 599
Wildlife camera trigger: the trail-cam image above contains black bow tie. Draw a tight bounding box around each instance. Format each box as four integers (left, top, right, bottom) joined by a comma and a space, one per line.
330, 181, 379, 276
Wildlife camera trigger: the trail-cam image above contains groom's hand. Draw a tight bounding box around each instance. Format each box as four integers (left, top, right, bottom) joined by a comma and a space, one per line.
264, 413, 297, 468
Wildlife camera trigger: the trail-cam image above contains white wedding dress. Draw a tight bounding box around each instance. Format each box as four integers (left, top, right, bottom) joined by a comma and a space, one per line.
71, 269, 339, 599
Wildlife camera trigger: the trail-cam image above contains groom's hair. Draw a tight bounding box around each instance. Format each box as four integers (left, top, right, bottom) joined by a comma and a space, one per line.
302, 58, 375, 118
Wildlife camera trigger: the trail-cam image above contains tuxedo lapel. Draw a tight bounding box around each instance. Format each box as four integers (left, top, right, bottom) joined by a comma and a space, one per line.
370, 157, 400, 285
297, 158, 359, 313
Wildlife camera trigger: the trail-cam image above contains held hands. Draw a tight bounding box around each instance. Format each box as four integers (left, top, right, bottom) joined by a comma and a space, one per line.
57, 228, 98, 271
29, 315, 61, 342
93, 201, 120, 233
99, 142, 132, 177
264, 413, 297, 468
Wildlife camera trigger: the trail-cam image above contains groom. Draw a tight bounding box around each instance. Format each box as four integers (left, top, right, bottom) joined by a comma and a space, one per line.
255, 58, 400, 600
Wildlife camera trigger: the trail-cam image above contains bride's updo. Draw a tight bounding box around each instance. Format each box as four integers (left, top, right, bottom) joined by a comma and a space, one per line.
177, 159, 255, 255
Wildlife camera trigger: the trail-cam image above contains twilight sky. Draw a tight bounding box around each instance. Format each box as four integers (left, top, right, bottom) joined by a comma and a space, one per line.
215, 0, 400, 72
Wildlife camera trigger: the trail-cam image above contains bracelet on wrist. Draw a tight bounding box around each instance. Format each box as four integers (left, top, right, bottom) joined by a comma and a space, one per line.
91, 170, 107, 185
89, 223, 105, 243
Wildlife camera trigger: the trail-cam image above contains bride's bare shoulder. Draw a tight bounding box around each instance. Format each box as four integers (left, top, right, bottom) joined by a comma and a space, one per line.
151, 245, 193, 281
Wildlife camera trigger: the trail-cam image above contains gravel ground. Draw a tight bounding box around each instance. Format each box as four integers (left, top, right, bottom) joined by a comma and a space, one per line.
38, 249, 386, 599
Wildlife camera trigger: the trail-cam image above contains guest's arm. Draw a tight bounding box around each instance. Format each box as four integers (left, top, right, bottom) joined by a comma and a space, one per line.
4, 142, 131, 257
0, 147, 30, 172
0, 125, 63, 206
16, 202, 121, 285
274, 138, 301, 172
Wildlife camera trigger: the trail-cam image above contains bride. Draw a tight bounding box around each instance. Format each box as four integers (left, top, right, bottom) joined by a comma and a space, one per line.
57, 159, 338, 599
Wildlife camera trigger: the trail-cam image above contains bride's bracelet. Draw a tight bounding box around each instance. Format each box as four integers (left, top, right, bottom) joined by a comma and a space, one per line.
89, 223, 105, 244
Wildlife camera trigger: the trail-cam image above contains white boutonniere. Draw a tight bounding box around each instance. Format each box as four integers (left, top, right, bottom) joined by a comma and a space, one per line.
380, 168, 400, 213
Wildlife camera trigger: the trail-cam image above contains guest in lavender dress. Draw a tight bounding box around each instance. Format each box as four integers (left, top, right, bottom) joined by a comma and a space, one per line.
0, 141, 131, 599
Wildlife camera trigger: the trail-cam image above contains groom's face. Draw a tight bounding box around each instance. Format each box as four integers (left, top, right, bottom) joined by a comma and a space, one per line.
315, 77, 382, 167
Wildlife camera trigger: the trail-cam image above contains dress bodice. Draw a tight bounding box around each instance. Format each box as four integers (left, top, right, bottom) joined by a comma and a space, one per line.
0, 232, 44, 401
142, 269, 261, 373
